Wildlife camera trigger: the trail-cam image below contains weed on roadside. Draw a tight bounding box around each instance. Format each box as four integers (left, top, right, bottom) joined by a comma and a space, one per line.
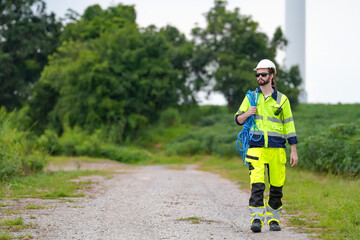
25, 204, 45, 210
0, 216, 35, 239
177, 217, 203, 224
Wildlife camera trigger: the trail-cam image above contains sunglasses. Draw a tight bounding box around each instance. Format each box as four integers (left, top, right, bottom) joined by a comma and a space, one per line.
255, 72, 271, 78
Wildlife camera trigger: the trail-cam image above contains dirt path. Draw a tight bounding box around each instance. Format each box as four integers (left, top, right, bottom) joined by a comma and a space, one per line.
7, 162, 309, 239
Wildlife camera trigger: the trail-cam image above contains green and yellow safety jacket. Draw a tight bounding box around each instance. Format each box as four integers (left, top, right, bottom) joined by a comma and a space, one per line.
234, 88, 298, 148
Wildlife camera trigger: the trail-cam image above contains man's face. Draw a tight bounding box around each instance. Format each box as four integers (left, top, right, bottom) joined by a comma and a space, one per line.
256, 68, 272, 86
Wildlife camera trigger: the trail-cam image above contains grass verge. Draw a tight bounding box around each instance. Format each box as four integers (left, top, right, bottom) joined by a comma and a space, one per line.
0, 170, 107, 199
0, 157, 115, 239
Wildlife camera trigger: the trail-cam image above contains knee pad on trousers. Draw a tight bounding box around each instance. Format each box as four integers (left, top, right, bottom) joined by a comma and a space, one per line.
268, 185, 283, 210
249, 183, 265, 207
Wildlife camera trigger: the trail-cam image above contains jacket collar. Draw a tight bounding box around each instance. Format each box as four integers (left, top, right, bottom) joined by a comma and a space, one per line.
257, 87, 277, 100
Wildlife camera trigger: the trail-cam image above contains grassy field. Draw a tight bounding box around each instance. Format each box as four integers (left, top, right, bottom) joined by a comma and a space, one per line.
293, 103, 360, 138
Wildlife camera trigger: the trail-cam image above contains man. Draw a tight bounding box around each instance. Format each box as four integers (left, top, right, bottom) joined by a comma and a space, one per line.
234, 59, 298, 233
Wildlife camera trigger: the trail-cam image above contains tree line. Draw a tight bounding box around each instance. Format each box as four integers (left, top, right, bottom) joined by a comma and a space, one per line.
0, 0, 302, 142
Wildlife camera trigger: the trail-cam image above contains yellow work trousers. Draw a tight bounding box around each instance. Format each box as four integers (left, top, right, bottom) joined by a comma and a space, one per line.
245, 147, 286, 225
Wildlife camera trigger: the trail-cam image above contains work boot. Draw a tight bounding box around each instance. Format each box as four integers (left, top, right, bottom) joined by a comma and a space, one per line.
251, 219, 262, 233
269, 220, 281, 231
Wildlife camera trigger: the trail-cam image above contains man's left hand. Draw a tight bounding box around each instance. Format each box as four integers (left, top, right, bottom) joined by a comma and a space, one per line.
290, 151, 298, 167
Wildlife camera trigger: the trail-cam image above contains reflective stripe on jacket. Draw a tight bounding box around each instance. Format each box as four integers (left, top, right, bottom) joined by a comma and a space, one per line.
234, 88, 298, 148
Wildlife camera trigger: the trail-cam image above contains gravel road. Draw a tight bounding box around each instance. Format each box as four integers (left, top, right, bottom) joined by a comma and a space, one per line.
13, 164, 310, 239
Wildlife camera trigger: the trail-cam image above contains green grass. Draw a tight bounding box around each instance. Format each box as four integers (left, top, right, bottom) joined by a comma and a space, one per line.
0, 217, 34, 239
197, 155, 360, 240
136, 124, 194, 148
25, 204, 45, 210
0, 202, 9, 208
177, 216, 203, 224
293, 103, 360, 139
47, 156, 108, 165
0, 217, 24, 229
284, 168, 360, 239
0, 233, 12, 240
0, 170, 107, 199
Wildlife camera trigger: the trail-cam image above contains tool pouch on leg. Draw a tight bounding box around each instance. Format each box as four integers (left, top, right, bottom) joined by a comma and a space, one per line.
246, 148, 263, 185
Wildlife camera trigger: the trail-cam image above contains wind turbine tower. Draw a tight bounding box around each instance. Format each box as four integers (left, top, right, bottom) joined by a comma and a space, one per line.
285, 0, 307, 102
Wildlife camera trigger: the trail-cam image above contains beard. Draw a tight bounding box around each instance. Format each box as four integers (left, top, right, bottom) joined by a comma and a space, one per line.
257, 78, 270, 86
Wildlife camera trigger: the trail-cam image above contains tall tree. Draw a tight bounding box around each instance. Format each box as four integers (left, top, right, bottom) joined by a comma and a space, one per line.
29, 4, 194, 141
0, 0, 62, 109
191, 0, 299, 110
60, 4, 136, 42
159, 25, 195, 104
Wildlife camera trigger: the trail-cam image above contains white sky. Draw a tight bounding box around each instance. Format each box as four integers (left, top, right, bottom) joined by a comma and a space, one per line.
45, 0, 360, 104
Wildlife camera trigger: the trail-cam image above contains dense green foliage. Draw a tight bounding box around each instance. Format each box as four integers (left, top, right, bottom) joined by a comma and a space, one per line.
32, 101, 359, 177
191, 0, 301, 110
293, 104, 360, 176
29, 4, 195, 141
25, 1, 301, 140
0, 0, 62, 109
163, 114, 237, 156
39, 127, 150, 164
60, 4, 136, 42
0, 0, 303, 146
298, 122, 359, 175
0, 108, 46, 181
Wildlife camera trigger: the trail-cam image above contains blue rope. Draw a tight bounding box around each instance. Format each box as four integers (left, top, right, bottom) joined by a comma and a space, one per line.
236, 89, 262, 165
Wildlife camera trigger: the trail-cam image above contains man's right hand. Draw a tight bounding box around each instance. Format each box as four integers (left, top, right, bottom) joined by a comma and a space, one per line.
246, 106, 257, 117
236, 106, 257, 124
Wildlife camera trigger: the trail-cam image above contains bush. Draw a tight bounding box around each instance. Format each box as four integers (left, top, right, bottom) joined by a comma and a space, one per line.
100, 145, 150, 163
298, 122, 360, 176
39, 126, 151, 163
197, 114, 224, 127
178, 105, 227, 124
165, 139, 203, 155
159, 108, 180, 127
0, 108, 47, 181
39, 129, 61, 154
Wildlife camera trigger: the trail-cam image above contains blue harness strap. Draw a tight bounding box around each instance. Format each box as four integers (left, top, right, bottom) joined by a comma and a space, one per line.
236, 89, 262, 165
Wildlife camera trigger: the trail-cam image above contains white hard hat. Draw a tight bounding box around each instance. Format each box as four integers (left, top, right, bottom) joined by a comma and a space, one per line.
253, 59, 276, 74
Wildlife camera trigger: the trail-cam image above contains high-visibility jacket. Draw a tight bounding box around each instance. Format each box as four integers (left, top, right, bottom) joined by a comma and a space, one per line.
234, 88, 298, 148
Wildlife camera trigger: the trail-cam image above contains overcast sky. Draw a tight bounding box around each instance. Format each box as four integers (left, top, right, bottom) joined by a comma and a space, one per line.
44, 0, 360, 104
